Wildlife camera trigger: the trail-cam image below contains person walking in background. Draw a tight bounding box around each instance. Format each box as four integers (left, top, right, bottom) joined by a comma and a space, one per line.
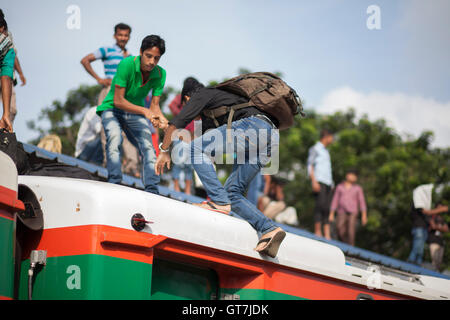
407, 184, 448, 266
329, 169, 367, 246
307, 129, 334, 239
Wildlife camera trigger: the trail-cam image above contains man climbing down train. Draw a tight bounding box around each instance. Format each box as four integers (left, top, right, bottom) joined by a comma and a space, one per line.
154, 73, 303, 258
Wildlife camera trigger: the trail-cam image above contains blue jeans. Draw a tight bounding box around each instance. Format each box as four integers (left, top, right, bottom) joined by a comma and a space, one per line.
188, 116, 279, 235
407, 227, 428, 265
246, 172, 263, 205
171, 140, 193, 182
77, 137, 104, 166
101, 108, 160, 194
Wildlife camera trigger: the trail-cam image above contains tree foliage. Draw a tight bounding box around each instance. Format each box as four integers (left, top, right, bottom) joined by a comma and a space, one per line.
279, 108, 450, 269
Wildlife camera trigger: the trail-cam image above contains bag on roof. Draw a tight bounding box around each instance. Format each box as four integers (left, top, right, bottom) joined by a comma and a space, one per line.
207, 72, 304, 130
0, 128, 31, 174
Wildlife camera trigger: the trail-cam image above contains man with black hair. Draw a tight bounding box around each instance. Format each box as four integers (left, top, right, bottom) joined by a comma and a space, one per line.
154, 78, 286, 258
307, 129, 334, 239
96, 35, 167, 194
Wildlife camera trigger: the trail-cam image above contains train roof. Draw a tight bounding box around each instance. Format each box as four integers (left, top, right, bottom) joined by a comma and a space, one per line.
21, 142, 450, 282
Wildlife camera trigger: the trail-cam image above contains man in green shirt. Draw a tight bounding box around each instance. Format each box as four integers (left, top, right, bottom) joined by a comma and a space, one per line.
97, 35, 168, 194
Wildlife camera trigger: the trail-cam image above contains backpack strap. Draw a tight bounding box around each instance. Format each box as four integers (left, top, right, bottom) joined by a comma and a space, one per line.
202, 102, 251, 143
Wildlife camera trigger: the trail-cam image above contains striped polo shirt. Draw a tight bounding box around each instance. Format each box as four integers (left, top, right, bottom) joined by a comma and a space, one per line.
93, 44, 129, 79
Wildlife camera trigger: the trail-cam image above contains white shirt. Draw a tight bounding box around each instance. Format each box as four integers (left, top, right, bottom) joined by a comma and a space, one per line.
75, 107, 102, 157
413, 184, 434, 210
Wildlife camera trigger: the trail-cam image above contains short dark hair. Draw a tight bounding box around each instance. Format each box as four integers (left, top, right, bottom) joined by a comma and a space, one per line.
114, 23, 131, 34
320, 129, 333, 139
181, 77, 204, 102
347, 168, 359, 176
140, 35, 165, 55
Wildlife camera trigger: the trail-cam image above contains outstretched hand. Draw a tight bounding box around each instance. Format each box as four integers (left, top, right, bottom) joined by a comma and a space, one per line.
143, 109, 168, 129
155, 151, 171, 175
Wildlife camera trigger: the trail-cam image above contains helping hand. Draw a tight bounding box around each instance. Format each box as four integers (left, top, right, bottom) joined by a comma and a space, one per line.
155, 151, 171, 175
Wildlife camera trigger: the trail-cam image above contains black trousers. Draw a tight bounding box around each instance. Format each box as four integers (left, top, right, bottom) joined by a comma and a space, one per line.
314, 183, 333, 224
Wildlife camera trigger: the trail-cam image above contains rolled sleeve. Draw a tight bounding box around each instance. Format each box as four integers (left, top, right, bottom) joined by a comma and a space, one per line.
358, 186, 367, 212
330, 185, 341, 212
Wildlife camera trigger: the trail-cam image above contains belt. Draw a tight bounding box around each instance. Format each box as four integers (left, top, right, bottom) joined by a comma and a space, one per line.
253, 114, 276, 129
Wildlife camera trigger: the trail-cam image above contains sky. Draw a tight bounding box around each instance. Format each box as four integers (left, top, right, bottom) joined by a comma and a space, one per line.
3, 0, 450, 147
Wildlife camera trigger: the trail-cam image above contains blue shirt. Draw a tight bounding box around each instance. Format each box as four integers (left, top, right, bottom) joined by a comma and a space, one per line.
307, 141, 333, 186
93, 44, 129, 78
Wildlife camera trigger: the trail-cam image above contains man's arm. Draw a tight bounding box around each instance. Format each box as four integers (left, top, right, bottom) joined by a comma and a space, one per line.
309, 166, 321, 193
155, 90, 213, 175
263, 175, 272, 196
275, 185, 284, 202
429, 217, 449, 233
358, 186, 368, 225
114, 85, 155, 120
80, 53, 111, 87
307, 147, 321, 192
422, 205, 448, 216
14, 56, 26, 86
329, 185, 341, 222
148, 95, 168, 129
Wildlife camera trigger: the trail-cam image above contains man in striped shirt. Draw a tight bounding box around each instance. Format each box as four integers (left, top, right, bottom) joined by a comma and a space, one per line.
81, 23, 132, 105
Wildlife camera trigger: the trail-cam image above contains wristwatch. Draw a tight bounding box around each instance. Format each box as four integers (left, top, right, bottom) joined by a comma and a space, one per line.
159, 142, 170, 153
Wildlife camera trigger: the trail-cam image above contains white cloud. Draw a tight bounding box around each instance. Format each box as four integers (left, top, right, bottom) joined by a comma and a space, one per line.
317, 87, 450, 148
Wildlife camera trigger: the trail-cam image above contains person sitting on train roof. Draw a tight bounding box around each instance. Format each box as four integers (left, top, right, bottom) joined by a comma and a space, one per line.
96, 35, 168, 195
154, 77, 286, 258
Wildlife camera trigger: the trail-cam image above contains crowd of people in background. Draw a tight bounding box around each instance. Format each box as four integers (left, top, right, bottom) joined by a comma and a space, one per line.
0, 13, 448, 265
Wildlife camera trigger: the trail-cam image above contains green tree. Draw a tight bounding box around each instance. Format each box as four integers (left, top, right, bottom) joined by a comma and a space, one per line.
279, 108, 450, 269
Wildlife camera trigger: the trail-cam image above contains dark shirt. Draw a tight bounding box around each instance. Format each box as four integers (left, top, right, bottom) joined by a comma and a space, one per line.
411, 205, 428, 229
169, 87, 278, 133
428, 215, 447, 246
